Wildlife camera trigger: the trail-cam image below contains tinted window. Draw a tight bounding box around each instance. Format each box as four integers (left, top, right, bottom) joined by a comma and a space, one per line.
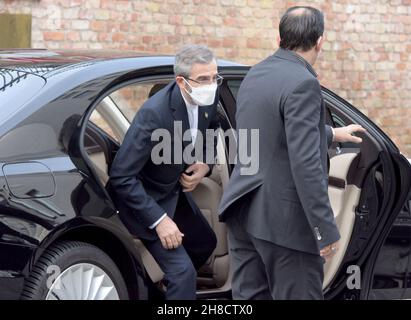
110, 81, 171, 122
332, 112, 347, 128
227, 79, 242, 100
88, 80, 172, 142
89, 109, 119, 143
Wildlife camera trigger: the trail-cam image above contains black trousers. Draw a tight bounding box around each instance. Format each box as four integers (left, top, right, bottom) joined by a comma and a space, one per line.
226, 207, 325, 300
142, 192, 217, 299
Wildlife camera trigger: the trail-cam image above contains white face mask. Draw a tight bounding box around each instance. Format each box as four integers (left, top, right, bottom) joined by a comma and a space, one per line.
183, 78, 217, 106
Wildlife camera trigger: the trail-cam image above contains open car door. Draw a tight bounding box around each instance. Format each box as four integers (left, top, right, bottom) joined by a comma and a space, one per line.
322, 88, 411, 300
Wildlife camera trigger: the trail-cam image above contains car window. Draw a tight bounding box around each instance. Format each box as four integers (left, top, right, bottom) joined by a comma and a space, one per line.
326, 102, 359, 158
86, 80, 173, 145
83, 78, 234, 186
110, 81, 171, 123
331, 112, 346, 128
226, 79, 242, 100
89, 109, 119, 143
88, 78, 233, 146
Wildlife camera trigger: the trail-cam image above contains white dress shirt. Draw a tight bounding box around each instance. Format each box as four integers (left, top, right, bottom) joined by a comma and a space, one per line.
182, 93, 199, 143
149, 92, 199, 229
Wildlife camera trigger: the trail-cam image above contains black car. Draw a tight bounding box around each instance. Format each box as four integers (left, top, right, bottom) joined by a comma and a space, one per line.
0, 49, 410, 300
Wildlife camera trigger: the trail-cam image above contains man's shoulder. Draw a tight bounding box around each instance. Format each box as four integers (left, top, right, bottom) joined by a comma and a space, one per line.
275, 59, 320, 96
274, 55, 316, 80
247, 54, 316, 84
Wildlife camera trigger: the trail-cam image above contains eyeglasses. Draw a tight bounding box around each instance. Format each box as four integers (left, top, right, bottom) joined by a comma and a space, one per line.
186, 74, 224, 86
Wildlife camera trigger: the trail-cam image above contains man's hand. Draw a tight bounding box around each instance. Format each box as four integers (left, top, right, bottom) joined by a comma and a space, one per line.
333, 124, 366, 144
320, 241, 340, 261
179, 162, 210, 192
155, 216, 184, 250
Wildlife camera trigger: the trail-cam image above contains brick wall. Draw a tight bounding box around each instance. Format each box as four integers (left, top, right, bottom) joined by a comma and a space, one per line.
1, 0, 411, 156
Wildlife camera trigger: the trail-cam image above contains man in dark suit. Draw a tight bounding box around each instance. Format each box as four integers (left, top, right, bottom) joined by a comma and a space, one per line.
218, 7, 366, 299
109, 45, 221, 299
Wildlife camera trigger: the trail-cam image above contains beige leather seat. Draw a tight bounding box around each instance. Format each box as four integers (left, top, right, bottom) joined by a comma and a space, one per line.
134, 238, 164, 283
191, 131, 230, 288
191, 171, 229, 287
323, 152, 362, 288
89, 152, 109, 185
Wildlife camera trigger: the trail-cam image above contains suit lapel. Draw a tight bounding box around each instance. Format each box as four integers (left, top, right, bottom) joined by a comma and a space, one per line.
169, 82, 191, 149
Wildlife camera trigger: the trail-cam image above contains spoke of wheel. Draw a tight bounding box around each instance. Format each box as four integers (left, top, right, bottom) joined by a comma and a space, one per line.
46, 263, 120, 300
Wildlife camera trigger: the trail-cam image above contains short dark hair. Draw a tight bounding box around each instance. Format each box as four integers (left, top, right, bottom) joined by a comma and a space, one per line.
279, 6, 324, 52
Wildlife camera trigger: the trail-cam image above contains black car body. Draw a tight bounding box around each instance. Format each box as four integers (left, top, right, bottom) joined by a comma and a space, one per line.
0, 49, 410, 300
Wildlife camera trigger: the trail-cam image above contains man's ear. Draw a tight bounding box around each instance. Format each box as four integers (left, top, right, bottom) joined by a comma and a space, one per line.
176, 76, 186, 90
276, 35, 281, 47
315, 36, 324, 52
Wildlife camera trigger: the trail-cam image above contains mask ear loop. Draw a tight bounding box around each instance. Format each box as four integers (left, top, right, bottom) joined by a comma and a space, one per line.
182, 77, 194, 94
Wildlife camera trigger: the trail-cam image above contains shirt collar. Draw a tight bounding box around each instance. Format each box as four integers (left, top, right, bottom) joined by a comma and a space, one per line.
180, 89, 198, 109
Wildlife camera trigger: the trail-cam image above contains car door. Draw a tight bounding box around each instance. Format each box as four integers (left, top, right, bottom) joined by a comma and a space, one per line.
368, 201, 411, 300
81, 74, 236, 296
221, 71, 411, 300
322, 89, 411, 300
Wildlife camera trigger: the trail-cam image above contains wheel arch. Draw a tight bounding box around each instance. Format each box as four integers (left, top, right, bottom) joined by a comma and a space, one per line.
25, 221, 148, 300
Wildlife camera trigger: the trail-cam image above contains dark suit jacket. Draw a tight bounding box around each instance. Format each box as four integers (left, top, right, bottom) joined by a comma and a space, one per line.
218, 48, 340, 255
109, 81, 219, 240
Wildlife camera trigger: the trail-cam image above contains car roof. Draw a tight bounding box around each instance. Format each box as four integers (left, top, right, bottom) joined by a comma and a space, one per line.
0, 49, 245, 76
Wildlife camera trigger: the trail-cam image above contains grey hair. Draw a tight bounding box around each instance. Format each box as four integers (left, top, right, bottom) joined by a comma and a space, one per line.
174, 44, 215, 78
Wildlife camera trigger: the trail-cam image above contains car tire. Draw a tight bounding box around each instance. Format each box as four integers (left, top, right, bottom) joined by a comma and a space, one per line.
21, 240, 129, 300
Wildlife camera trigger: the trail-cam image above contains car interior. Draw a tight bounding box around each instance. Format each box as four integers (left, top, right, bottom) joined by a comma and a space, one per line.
324, 101, 387, 292
83, 84, 234, 295
82, 81, 386, 296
